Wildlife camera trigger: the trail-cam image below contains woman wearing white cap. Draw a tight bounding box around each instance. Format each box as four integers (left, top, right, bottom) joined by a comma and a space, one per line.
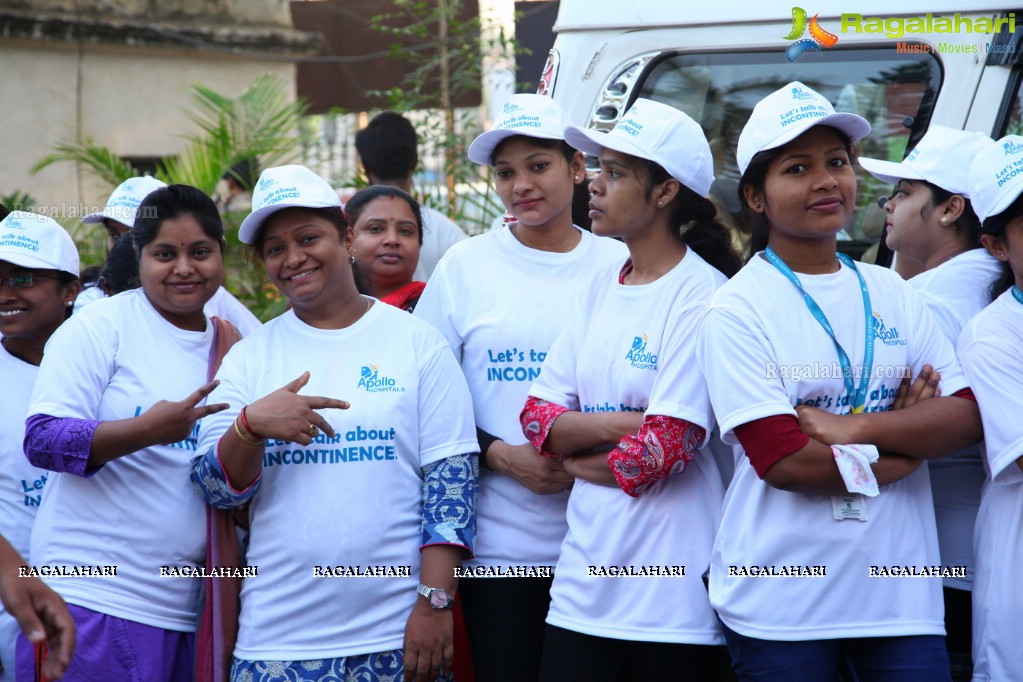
516, 99, 738, 680
859, 125, 996, 678
414, 94, 627, 681
191, 164, 478, 682
957, 135, 1023, 681
19, 186, 234, 681
0, 211, 80, 677
80, 175, 262, 336
696, 82, 982, 679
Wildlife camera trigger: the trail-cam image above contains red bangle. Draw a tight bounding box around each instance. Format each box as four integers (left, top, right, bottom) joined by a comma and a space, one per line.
239, 406, 265, 440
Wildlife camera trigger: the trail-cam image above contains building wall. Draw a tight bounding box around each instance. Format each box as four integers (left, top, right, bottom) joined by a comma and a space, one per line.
0, 1, 318, 215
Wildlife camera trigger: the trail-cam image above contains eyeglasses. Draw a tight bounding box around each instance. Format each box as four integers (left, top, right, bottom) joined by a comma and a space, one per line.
0, 273, 61, 290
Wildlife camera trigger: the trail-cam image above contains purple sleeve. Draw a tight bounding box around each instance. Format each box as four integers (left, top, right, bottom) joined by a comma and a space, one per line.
24, 414, 102, 477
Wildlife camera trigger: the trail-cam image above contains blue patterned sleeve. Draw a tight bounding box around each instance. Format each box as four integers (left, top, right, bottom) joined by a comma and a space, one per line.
190, 444, 260, 509
420, 453, 478, 557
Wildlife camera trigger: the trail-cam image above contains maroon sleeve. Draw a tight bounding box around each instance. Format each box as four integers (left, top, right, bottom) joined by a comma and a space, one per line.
951, 387, 976, 403
733, 414, 810, 479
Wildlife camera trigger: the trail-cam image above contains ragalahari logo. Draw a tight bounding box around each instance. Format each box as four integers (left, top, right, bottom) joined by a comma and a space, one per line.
784, 7, 839, 62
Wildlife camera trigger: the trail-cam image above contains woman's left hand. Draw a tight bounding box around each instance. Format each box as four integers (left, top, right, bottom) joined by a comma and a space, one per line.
402, 602, 453, 682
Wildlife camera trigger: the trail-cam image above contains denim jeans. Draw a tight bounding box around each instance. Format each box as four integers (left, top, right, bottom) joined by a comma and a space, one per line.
722, 623, 952, 682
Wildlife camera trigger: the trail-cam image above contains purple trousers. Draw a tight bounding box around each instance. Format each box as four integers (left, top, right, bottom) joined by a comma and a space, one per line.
16, 603, 194, 682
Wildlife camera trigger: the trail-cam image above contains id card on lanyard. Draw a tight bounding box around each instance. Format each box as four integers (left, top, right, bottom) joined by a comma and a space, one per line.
764, 247, 875, 413
765, 247, 876, 521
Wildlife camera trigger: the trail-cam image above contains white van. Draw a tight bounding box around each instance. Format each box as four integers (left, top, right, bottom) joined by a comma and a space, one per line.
541, 0, 1022, 262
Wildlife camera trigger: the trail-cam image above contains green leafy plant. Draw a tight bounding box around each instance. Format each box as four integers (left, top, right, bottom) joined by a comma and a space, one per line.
32, 73, 308, 320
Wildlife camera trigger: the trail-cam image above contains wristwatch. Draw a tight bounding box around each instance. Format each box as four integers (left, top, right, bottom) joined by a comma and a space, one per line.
417, 584, 455, 609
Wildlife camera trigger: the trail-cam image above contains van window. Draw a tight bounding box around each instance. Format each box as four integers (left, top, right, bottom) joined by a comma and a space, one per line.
632, 48, 942, 260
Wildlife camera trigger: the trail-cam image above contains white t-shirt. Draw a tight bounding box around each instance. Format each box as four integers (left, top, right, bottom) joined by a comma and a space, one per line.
196, 302, 478, 661
0, 343, 51, 674
529, 251, 725, 644
75, 285, 260, 337
697, 254, 968, 640
415, 225, 627, 568
414, 206, 469, 282
205, 286, 261, 337
0, 344, 49, 560
957, 289, 1023, 680
28, 289, 213, 631
909, 248, 1000, 590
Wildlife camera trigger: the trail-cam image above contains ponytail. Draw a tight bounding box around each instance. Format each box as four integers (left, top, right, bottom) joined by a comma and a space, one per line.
643, 161, 741, 278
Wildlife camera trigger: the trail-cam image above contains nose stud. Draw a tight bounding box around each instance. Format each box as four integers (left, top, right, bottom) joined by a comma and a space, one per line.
877, 196, 889, 209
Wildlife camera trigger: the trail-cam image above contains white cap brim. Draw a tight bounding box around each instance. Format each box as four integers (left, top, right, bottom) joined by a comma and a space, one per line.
858, 157, 925, 186
0, 252, 67, 273
768, 112, 871, 155
740, 112, 871, 175
564, 126, 652, 167
467, 128, 566, 166
81, 212, 105, 224
238, 199, 340, 244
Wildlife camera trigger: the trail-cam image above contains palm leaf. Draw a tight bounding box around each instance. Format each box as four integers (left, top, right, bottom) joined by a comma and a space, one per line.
31, 138, 137, 186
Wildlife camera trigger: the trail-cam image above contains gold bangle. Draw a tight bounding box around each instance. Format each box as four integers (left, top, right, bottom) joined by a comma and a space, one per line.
233, 418, 264, 446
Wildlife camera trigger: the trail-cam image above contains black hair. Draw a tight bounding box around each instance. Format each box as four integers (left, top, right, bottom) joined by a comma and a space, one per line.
641, 161, 741, 278
921, 181, 982, 247
981, 191, 1023, 300
355, 112, 418, 182
0, 203, 9, 222
133, 184, 226, 258
223, 159, 259, 191
55, 270, 79, 320
251, 206, 350, 258
490, 135, 576, 166
739, 127, 854, 259
100, 232, 140, 295
345, 186, 424, 246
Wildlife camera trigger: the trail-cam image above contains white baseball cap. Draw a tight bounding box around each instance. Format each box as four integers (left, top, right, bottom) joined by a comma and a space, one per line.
969, 135, 1023, 223
82, 176, 167, 227
238, 165, 342, 244
0, 211, 80, 277
564, 98, 714, 198
467, 94, 571, 166
737, 82, 871, 176
859, 125, 992, 196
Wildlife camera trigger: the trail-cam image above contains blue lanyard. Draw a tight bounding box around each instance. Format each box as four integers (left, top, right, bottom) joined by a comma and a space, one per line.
764, 247, 875, 414
1013, 285, 1023, 306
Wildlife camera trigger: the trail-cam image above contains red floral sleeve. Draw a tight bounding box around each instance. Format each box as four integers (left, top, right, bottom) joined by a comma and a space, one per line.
520, 396, 571, 460
609, 415, 707, 497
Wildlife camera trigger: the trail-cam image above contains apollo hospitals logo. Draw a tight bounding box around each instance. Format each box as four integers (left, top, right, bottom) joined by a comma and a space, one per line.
784, 7, 840, 62
502, 100, 522, 115
258, 176, 277, 192
357, 364, 405, 393
625, 333, 658, 370
1004, 139, 1023, 155
872, 312, 906, 346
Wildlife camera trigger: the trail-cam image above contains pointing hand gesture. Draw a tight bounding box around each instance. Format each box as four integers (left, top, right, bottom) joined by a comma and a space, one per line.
243, 372, 350, 445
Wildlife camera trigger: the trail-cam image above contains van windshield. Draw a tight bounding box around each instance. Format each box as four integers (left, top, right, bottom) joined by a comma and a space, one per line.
635, 47, 941, 262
